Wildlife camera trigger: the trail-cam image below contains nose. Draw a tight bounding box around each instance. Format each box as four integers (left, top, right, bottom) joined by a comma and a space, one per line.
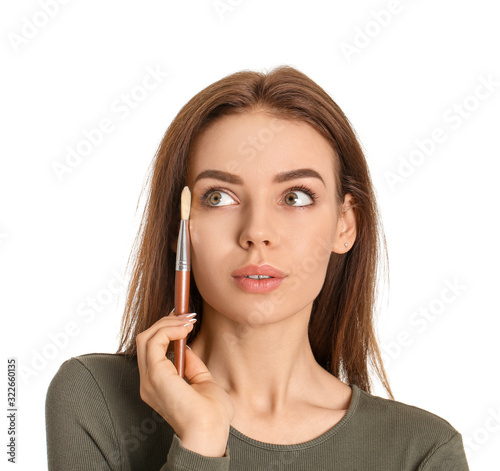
238, 204, 279, 249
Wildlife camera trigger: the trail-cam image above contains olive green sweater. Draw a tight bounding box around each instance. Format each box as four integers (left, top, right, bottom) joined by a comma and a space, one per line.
45, 353, 469, 470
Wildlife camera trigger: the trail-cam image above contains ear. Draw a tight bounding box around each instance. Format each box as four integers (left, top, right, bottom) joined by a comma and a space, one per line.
331, 193, 357, 254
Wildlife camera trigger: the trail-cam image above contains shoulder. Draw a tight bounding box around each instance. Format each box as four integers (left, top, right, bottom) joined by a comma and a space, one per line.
57, 351, 137, 372
46, 354, 176, 468
350, 385, 466, 467
46, 353, 140, 417
47, 352, 137, 390
354, 385, 459, 436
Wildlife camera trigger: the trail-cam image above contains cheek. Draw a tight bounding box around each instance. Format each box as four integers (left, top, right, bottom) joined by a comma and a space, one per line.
188, 214, 234, 290
283, 216, 336, 295
286, 214, 336, 262
190, 217, 219, 269
188, 214, 241, 317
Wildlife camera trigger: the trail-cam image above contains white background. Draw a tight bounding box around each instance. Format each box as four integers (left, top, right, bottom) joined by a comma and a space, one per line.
1, 0, 499, 469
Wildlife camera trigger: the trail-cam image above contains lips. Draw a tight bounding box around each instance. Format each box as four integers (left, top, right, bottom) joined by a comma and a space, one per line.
231, 264, 286, 293
231, 264, 286, 278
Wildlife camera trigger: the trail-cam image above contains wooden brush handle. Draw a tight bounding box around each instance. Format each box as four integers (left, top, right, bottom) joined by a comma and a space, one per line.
174, 270, 190, 379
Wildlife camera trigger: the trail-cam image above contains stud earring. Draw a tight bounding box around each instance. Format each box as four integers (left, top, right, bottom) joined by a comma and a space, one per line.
344, 242, 348, 248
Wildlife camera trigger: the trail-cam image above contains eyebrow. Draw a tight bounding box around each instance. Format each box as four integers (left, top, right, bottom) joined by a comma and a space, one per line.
194, 168, 325, 186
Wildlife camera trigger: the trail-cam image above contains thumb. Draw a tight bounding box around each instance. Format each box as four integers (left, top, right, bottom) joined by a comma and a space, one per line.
184, 347, 216, 385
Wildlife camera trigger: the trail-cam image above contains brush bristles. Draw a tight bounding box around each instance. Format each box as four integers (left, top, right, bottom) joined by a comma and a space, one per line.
180, 186, 191, 221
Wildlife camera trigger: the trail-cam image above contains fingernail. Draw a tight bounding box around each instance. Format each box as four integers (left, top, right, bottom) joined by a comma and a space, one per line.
186, 345, 192, 350
177, 312, 197, 319
183, 319, 197, 326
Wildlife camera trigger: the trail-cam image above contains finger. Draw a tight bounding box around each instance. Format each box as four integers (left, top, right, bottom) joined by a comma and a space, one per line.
136, 312, 195, 375
167, 309, 197, 318
145, 322, 195, 374
175, 312, 197, 318
139, 313, 196, 346
184, 346, 216, 385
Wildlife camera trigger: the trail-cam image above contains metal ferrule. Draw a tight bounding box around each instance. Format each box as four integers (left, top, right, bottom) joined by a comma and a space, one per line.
175, 220, 191, 271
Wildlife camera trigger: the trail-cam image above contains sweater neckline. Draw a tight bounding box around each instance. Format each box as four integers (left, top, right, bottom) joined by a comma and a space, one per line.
228, 383, 361, 451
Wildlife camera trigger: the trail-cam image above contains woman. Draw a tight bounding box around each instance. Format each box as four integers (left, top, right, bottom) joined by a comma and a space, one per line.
45, 65, 469, 470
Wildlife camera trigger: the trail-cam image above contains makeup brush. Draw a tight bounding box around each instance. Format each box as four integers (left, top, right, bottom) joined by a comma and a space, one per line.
174, 186, 191, 379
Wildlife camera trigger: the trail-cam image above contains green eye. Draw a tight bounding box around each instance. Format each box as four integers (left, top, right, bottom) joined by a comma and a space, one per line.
209, 192, 222, 205
284, 190, 313, 207
203, 189, 237, 207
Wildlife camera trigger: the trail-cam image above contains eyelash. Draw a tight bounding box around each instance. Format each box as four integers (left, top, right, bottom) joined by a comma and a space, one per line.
200, 184, 318, 208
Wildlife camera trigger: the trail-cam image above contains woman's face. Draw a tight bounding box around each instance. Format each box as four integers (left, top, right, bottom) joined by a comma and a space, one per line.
185, 111, 346, 326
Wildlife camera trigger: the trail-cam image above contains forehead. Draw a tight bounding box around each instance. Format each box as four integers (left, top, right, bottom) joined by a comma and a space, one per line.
186, 111, 337, 184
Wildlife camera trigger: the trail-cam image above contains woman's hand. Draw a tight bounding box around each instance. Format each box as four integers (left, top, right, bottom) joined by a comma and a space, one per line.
136, 311, 235, 457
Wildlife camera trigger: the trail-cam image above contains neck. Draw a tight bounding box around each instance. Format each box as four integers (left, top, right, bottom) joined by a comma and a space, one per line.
189, 303, 332, 416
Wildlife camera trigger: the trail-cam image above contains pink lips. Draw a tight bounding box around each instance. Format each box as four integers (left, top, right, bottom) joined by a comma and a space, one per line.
231, 264, 286, 293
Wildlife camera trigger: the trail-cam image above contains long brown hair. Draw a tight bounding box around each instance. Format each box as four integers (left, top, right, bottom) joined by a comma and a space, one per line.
117, 65, 393, 399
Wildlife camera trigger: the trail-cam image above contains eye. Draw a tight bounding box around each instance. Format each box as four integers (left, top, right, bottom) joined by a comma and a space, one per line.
202, 188, 237, 207
283, 188, 316, 207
